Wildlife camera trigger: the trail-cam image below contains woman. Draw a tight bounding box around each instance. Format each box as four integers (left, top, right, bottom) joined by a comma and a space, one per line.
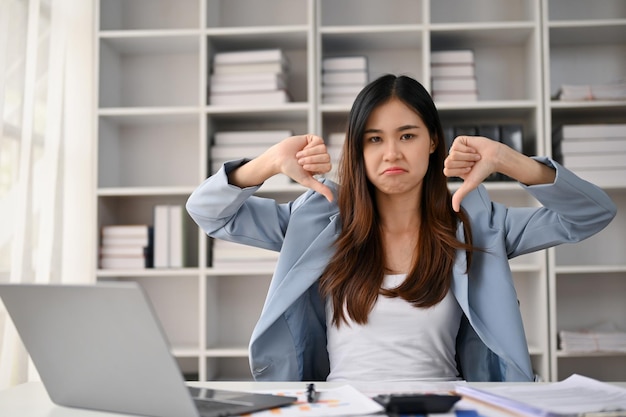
186, 75, 616, 382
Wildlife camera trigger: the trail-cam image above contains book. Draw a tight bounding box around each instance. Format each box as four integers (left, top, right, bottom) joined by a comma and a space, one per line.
431, 64, 475, 78
556, 82, 626, 101
101, 224, 151, 238
322, 94, 359, 105
210, 79, 286, 94
211, 145, 269, 159
209, 90, 290, 106
322, 56, 368, 72
210, 72, 286, 85
321, 84, 365, 96
561, 138, 626, 154
431, 50, 475, 65
153, 205, 170, 268
432, 77, 477, 92
99, 256, 149, 269
432, 91, 478, 102
322, 71, 368, 85
168, 205, 184, 268
455, 374, 626, 417
99, 245, 146, 257
570, 167, 626, 188
557, 124, 626, 140
564, 152, 626, 169
213, 130, 292, 146
212, 61, 287, 75
213, 49, 285, 65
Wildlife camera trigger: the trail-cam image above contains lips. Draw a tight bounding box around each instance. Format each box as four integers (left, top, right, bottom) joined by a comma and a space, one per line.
382, 167, 406, 174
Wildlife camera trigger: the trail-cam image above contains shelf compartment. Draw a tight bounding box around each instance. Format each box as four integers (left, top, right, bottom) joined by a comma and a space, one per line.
206, 0, 310, 28
514, 271, 549, 361
98, 113, 200, 188
320, 0, 423, 26
547, 0, 626, 22
431, 26, 540, 101
556, 356, 626, 382
99, 34, 200, 108
431, 0, 537, 24
321, 30, 424, 85
206, 357, 254, 381
99, 0, 200, 31
97, 195, 199, 268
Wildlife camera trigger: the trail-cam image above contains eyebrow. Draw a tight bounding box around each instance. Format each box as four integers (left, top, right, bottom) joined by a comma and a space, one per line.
363, 124, 421, 134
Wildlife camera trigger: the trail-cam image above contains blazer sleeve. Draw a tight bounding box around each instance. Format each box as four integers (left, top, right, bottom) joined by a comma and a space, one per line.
185, 159, 295, 252
473, 157, 617, 258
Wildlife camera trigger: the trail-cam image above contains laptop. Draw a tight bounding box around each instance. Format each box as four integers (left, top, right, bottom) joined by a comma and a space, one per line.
0, 282, 296, 417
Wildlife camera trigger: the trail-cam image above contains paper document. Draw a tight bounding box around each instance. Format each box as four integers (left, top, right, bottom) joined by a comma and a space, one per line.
455, 374, 626, 417
251, 385, 384, 417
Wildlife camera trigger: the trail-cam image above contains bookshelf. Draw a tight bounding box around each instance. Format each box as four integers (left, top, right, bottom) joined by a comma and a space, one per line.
94, 0, 625, 382
541, 0, 626, 382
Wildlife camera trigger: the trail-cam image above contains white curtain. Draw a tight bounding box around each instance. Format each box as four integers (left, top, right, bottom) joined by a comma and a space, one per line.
0, 0, 95, 389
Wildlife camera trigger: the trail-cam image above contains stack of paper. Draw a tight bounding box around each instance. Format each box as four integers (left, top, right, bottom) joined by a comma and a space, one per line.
153, 205, 185, 269
321, 56, 368, 105
431, 50, 478, 102
211, 239, 279, 270
209, 49, 291, 106
556, 81, 626, 101
560, 322, 626, 353
552, 123, 626, 187
456, 374, 626, 417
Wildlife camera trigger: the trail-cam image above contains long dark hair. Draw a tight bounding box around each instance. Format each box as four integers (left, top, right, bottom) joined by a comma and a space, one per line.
319, 74, 474, 327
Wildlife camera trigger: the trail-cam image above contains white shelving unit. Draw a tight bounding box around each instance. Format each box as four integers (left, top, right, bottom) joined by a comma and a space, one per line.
542, 0, 626, 382
93, 0, 625, 382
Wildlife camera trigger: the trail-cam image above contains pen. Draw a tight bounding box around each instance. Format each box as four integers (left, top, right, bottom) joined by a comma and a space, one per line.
306, 383, 318, 403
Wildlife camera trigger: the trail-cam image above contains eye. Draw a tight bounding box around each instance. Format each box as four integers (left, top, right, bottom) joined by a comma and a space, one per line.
400, 133, 414, 141
366, 136, 382, 143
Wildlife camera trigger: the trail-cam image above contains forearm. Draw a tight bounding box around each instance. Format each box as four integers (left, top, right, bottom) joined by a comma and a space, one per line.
495, 143, 556, 186
227, 151, 279, 188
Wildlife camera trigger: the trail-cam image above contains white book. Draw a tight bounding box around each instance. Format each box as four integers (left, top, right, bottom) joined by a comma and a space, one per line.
209, 90, 290, 106
212, 61, 287, 75
562, 138, 626, 154
210, 72, 286, 85
322, 56, 368, 72
99, 245, 146, 257
210, 78, 286, 94
101, 236, 151, 247
168, 205, 184, 268
322, 71, 368, 85
431, 50, 475, 65
100, 256, 147, 269
433, 91, 478, 102
322, 94, 358, 105
322, 84, 364, 96
560, 124, 626, 139
431, 64, 475, 78
211, 145, 269, 160
213, 49, 285, 65
432, 77, 477, 92
153, 205, 170, 268
564, 152, 626, 169
101, 224, 150, 238
213, 130, 292, 146
326, 132, 345, 146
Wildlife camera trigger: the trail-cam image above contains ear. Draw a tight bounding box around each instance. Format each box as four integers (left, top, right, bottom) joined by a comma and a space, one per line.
430, 138, 436, 154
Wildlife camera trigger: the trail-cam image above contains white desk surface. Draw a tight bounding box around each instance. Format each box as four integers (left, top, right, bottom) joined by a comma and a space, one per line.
2, 380, 626, 417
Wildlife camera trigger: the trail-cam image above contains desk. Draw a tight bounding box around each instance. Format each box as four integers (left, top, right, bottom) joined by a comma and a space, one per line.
2, 380, 626, 417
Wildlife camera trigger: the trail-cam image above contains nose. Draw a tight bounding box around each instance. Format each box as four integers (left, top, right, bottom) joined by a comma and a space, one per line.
383, 140, 401, 161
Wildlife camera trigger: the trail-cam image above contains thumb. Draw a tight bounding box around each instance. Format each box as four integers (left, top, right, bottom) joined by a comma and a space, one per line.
300, 176, 334, 203
452, 184, 470, 212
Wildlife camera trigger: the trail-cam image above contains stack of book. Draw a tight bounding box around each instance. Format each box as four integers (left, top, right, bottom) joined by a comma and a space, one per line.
99, 224, 153, 269
559, 322, 626, 353
431, 50, 478, 102
553, 123, 626, 187
210, 130, 294, 188
324, 132, 344, 182
209, 49, 290, 106
153, 204, 185, 269
321, 56, 368, 105
211, 239, 279, 270
555, 81, 626, 101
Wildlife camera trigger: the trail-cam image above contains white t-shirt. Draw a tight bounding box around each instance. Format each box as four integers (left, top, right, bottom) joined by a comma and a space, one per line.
326, 273, 462, 381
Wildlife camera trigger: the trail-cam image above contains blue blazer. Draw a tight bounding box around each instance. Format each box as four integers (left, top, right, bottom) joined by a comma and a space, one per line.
186, 157, 616, 382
